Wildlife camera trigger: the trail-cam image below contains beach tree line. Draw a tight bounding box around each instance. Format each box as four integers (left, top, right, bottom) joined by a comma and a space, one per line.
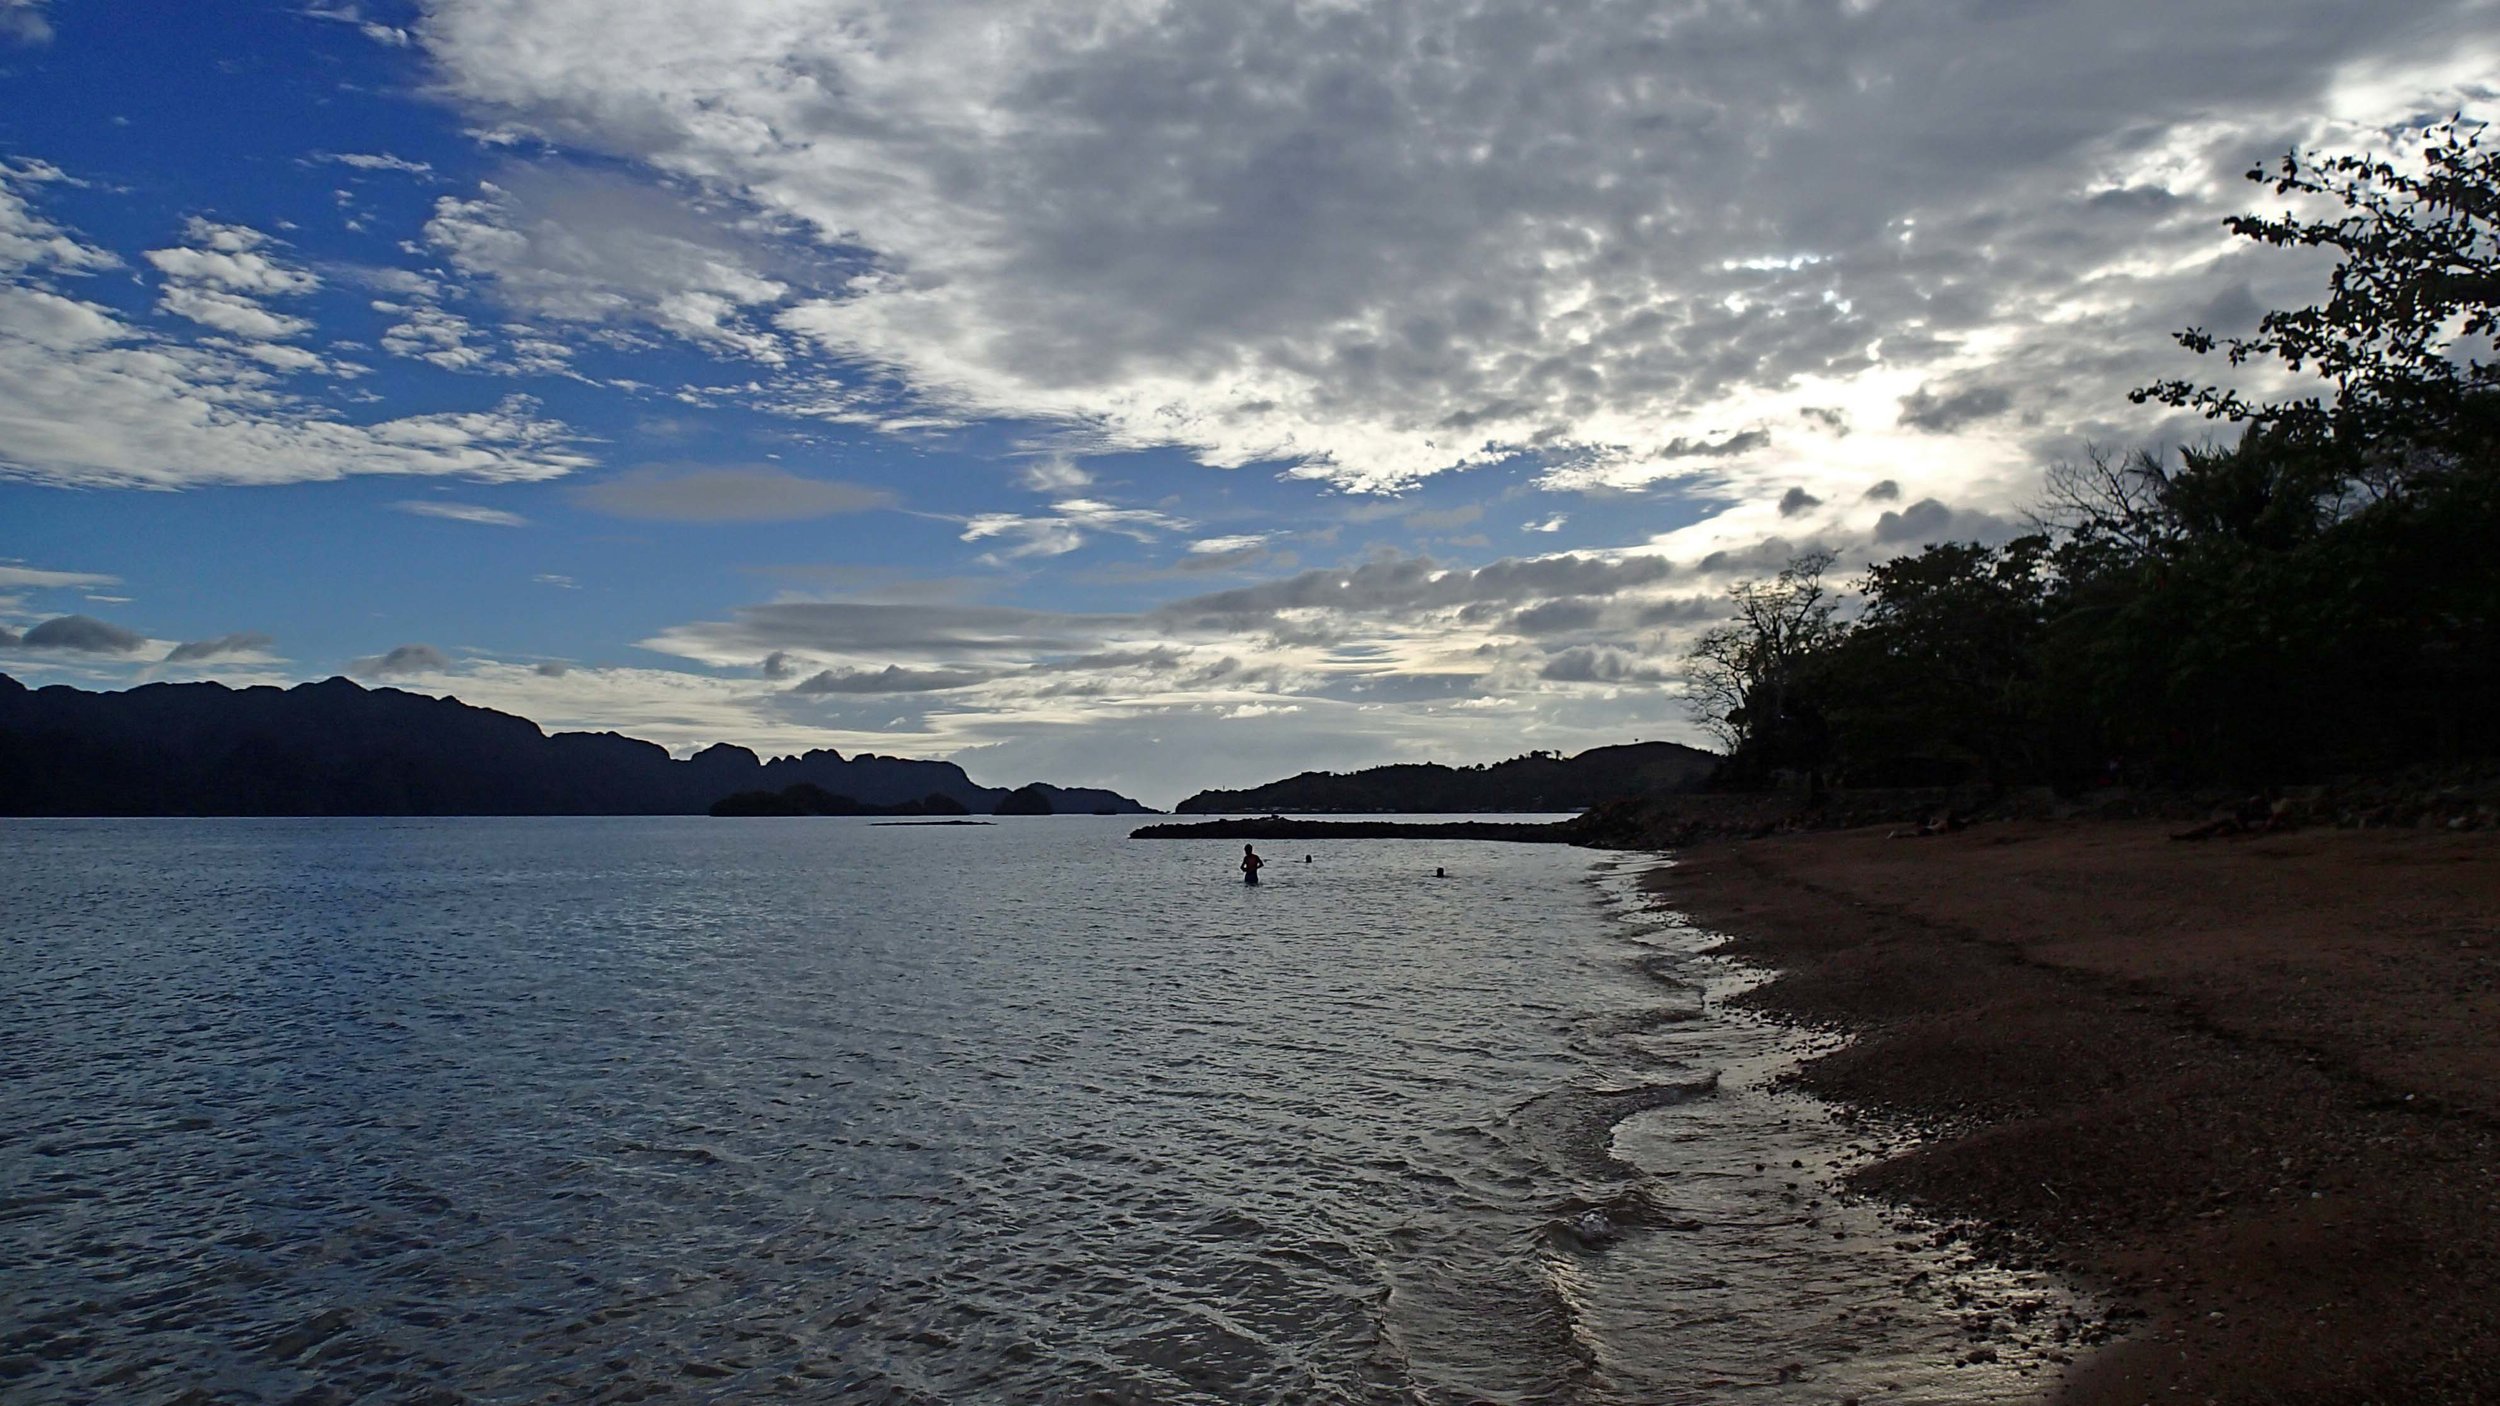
1690, 121, 2500, 789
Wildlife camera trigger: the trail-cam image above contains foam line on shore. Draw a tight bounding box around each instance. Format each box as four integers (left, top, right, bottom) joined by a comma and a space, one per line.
1552, 854, 2112, 1399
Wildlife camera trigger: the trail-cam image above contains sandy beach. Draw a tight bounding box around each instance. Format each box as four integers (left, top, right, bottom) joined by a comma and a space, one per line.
1652, 818, 2500, 1404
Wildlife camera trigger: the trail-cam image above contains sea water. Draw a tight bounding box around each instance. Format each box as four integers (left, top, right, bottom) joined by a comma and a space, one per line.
2, 817, 2078, 1403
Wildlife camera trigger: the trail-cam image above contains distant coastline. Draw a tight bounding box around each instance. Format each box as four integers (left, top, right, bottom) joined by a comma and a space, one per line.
1172, 742, 1714, 814
0, 674, 1152, 817
1132, 816, 1574, 842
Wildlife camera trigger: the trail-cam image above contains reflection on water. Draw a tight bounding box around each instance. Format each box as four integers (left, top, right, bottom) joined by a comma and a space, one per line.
2, 818, 2077, 1403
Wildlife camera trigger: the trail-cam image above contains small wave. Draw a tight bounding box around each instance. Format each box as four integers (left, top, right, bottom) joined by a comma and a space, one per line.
1503, 1076, 1723, 1178
1543, 1184, 1710, 1253
1576, 1005, 1705, 1039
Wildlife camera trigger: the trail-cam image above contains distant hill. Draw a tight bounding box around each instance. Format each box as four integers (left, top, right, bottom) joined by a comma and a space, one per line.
1173, 741, 1719, 814
0, 674, 1152, 816
709, 784, 975, 817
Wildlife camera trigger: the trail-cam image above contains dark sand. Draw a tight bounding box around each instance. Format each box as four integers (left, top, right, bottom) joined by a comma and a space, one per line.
1652, 819, 2500, 1404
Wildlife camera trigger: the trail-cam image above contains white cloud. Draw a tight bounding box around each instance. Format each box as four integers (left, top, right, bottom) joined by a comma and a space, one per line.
639, 544, 1717, 719
612, 568, 1728, 803
417, 0, 2494, 506
372, 299, 575, 377
0, 286, 594, 488
959, 513, 1085, 560
0, 0, 51, 46
134, 222, 329, 352
627, 529, 2007, 774
157, 285, 315, 340
318, 151, 435, 175
235, 340, 362, 377
357, 267, 445, 299
144, 229, 321, 296
961, 497, 1190, 561
144, 219, 322, 344
391, 499, 530, 526
303, 5, 412, 44
423, 171, 795, 362
0, 160, 116, 274
0, 563, 118, 589
391, 657, 923, 760
378, 302, 492, 369
1018, 455, 1094, 492
0, 174, 597, 489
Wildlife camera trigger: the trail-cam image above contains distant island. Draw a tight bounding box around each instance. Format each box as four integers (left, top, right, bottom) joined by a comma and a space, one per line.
709, 783, 976, 817
1173, 741, 1717, 814
1132, 816, 1573, 842
0, 674, 1152, 817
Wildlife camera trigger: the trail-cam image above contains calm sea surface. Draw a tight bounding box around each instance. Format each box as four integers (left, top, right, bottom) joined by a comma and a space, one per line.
3, 818, 2073, 1404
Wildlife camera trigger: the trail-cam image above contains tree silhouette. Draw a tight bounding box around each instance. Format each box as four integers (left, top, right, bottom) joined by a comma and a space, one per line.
2134, 119, 2499, 482
1684, 550, 1840, 776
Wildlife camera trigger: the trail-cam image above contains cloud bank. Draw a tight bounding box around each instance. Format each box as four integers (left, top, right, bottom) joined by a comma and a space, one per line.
418, 0, 2494, 503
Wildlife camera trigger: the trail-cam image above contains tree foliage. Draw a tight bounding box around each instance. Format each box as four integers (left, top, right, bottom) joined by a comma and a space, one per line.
1694, 122, 2500, 789
2134, 119, 2500, 474
1817, 536, 2059, 785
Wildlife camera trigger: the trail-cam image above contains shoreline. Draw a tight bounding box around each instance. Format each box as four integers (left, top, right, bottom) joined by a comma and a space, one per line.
1577, 857, 2111, 1400
1647, 818, 2500, 1404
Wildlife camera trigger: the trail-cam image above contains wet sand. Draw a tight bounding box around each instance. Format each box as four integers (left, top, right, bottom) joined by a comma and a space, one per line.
1650, 819, 2500, 1404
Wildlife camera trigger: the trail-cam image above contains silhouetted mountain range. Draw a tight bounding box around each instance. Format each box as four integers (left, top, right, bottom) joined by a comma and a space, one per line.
1173, 741, 1718, 813
0, 674, 1151, 816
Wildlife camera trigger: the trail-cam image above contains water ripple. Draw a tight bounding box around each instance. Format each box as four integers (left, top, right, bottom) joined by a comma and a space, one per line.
3, 818, 2075, 1403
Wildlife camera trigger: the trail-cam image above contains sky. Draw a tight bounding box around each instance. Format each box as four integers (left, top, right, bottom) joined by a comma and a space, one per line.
1, 0, 2493, 807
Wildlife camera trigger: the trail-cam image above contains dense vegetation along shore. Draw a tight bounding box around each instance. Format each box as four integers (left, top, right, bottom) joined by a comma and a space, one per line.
1659, 819, 2500, 1405
1171, 741, 1715, 813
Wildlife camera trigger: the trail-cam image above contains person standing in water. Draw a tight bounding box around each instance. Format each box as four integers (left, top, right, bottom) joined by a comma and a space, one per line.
1241, 844, 1265, 885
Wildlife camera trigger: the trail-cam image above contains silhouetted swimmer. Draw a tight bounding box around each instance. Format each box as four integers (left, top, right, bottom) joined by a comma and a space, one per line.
1304, 855, 1313, 864
1241, 844, 1265, 885
1435, 866, 1446, 878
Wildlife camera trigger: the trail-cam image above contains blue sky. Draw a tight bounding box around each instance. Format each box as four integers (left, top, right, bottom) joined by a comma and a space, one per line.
2, 0, 2491, 805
